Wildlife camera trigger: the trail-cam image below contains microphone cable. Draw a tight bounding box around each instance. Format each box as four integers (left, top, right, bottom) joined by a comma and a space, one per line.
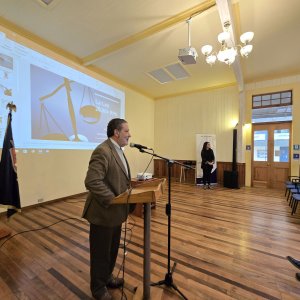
0, 197, 136, 300
138, 148, 154, 180
116, 187, 133, 300
0, 216, 85, 249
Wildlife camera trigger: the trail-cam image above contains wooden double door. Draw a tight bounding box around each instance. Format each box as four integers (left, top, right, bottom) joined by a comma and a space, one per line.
252, 122, 291, 189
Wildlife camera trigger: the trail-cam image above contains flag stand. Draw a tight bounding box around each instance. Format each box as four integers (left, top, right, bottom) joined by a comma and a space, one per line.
0, 102, 21, 234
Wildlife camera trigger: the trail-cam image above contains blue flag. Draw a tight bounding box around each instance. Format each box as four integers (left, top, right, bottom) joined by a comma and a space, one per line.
0, 111, 21, 218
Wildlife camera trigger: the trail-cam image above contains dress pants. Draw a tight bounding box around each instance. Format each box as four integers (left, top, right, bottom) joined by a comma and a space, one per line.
203, 164, 213, 185
89, 223, 122, 298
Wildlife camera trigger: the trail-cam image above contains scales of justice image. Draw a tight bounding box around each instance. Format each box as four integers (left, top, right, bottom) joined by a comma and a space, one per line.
37, 77, 102, 142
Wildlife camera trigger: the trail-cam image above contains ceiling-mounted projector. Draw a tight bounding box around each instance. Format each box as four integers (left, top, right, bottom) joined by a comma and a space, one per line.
178, 47, 198, 64
178, 19, 198, 65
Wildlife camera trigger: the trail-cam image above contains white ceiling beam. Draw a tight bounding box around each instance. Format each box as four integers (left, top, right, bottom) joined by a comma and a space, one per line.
215, 0, 244, 92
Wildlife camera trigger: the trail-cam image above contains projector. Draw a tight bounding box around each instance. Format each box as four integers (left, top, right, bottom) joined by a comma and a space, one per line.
178, 47, 198, 64
137, 172, 152, 181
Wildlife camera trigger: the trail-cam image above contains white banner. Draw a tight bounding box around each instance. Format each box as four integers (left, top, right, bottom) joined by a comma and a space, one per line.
196, 134, 217, 185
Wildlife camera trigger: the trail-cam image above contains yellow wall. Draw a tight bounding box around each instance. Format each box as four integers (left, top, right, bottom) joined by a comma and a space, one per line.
244, 76, 300, 185
1, 24, 300, 209
154, 76, 300, 187
0, 26, 155, 209
154, 85, 239, 161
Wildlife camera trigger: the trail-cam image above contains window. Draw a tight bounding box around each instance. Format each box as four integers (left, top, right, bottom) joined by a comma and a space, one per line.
252, 90, 293, 123
252, 90, 292, 109
253, 130, 268, 161
273, 129, 289, 162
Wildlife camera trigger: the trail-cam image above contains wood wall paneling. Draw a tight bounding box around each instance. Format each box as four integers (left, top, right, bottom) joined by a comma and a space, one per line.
154, 159, 245, 186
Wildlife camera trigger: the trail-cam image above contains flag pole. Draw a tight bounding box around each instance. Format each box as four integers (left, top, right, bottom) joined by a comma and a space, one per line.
0, 102, 18, 239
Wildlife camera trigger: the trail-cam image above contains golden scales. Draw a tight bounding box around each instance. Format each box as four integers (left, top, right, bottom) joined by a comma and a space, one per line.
38, 78, 101, 141
0, 83, 12, 96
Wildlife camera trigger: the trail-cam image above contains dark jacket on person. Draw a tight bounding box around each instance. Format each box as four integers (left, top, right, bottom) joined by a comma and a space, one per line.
82, 139, 132, 227
201, 148, 215, 169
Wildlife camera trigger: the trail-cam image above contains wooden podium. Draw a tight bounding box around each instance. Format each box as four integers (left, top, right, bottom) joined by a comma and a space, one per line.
113, 178, 166, 300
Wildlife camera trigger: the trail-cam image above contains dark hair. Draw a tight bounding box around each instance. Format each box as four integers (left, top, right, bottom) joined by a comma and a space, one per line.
202, 141, 209, 151
107, 118, 127, 137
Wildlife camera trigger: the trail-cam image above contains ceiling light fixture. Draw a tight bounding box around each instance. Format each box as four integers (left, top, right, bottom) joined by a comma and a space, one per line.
201, 21, 254, 66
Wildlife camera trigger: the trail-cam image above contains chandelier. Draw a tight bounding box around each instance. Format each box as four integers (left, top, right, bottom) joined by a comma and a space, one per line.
201, 21, 254, 66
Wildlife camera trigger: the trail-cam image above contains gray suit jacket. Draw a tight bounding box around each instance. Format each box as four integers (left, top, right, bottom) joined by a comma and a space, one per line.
82, 139, 132, 227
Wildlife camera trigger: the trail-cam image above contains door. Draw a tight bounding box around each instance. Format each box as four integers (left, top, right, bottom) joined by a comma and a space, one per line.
252, 122, 291, 189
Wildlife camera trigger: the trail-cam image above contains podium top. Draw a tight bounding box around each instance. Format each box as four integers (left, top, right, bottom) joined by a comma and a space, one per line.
112, 178, 166, 204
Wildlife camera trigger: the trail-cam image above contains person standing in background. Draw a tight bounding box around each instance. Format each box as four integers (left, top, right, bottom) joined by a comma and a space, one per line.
201, 141, 215, 189
82, 118, 133, 300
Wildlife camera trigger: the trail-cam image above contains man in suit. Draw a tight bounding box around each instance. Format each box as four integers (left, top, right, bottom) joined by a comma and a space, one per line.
82, 118, 132, 300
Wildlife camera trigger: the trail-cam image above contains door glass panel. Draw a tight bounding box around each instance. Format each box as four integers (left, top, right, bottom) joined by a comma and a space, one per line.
254, 130, 268, 161
274, 129, 289, 162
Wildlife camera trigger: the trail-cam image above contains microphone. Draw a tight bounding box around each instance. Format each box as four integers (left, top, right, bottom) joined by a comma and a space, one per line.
130, 142, 152, 150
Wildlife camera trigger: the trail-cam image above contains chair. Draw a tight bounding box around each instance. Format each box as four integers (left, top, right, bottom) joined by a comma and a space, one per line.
179, 161, 194, 183
179, 165, 186, 183
291, 193, 300, 215
285, 176, 300, 186
286, 183, 300, 202
285, 176, 300, 199
288, 183, 300, 207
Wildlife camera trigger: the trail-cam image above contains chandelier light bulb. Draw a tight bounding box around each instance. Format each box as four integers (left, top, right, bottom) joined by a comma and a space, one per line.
217, 47, 237, 63
200, 20, 253, 66
240, 44, 253, 57
201, 45, 213, 56
240, 31, 254, 44
225, 55, 236, 65
206, 55, 217, 65
217, 31, 230, 43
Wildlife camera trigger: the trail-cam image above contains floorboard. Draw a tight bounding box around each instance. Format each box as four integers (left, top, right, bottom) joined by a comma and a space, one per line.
1, 182, 300, 299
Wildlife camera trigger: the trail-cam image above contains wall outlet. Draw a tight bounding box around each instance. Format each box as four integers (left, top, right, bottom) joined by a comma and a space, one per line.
37, 198, 44, 203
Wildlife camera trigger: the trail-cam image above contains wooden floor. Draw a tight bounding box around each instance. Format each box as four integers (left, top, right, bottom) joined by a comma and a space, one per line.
1, 182, 300, 300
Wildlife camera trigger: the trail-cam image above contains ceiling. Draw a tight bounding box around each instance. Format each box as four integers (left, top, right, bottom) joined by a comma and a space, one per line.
0, 0, 300, 99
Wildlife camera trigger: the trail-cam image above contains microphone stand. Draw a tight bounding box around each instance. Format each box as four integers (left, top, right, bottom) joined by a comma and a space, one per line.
138, 148, 189, 300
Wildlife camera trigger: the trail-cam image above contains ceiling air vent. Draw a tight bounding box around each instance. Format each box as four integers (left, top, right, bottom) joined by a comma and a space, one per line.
147, 63, 190, 84
147, 68, 174, 84
165, 63, 190, 80
34, 0, 61, 8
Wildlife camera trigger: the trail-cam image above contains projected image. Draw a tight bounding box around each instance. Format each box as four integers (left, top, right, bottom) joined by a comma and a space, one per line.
0, 52, 14, 143
0, 53, 13, 97
0, 53, 13, 69
0, 31, 124, 150
31, 65, 121, 144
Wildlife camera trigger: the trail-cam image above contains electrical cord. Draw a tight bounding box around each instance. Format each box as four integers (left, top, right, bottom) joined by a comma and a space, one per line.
0, 197, 136, 299
119, 214, 135, 247
0, 208, 135, 252
139, 149, 154, 179
114, 202, 138, 299
63, 199, 86, 203
116, 187, 133, 300
0, 216, 83, 249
